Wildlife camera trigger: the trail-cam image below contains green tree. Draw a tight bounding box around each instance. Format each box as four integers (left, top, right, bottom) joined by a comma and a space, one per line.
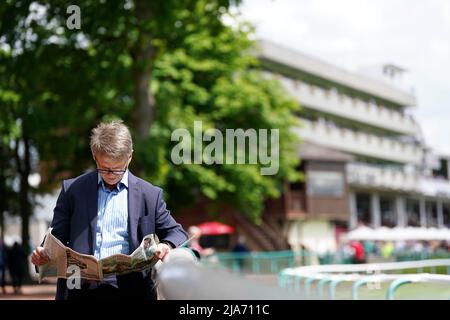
0, 94, 19, 241
0, 0, 302, 244
134, 2, 302, 220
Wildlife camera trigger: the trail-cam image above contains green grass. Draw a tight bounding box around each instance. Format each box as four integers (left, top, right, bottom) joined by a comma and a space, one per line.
330, 282, 450, 300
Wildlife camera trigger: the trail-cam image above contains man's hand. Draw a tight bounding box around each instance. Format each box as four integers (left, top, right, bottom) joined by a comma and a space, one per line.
155, 243, 171, 261
31, 246, 50, 266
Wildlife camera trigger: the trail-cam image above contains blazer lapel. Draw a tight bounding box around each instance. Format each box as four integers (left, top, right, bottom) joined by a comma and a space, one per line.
87, 172, 99, 255
128, 171, 141, 252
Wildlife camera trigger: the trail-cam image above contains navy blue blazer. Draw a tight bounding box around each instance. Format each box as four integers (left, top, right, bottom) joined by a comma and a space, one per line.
49, 170, 188, 299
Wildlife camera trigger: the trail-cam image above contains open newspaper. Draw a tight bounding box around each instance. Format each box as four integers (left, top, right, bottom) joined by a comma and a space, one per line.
38, 228, 159, 282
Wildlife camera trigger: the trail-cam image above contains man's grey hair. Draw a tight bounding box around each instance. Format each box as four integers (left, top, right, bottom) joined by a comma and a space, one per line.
90, 120, 133, 160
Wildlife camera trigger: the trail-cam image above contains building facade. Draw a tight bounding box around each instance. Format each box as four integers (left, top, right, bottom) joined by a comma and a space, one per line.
257, 40, 450, 253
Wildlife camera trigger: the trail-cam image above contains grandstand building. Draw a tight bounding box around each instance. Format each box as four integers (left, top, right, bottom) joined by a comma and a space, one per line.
258, 40, 450, 253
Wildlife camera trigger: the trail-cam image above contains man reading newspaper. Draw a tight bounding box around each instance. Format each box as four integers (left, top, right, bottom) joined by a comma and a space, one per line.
31, 121, 188, 300
38, 228, 161, 282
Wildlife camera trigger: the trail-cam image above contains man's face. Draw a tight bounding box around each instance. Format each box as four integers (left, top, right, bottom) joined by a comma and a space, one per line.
94, 153, 131, 187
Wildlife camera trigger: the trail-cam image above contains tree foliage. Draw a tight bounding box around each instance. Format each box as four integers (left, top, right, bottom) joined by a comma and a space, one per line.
0, 0, 301, 227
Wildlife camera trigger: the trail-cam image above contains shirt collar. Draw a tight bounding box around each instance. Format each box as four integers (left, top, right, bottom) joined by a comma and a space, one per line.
97, 169, 129, 191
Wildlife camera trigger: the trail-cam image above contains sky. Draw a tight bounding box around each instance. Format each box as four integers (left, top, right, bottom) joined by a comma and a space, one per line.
239, 0, 450, 155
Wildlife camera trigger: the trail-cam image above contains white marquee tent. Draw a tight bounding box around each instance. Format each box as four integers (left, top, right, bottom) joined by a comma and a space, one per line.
344, 226, 450, 241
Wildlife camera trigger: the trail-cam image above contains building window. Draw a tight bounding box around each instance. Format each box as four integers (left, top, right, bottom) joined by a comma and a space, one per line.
307, 171, 344, 197
443, 204, 450, 228
406, 199, 420, 227
356, 193, 371, 226
380, 197, 396, 228
432, 158, 449, 180
426, 202, 438, 228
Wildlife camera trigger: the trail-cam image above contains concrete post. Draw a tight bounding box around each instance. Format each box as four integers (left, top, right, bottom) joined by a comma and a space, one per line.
437, 199, 444, 228
396, 197, 407, 227
371, 193, 381, 228
349, 192, 358, 229
419, 198, 427, 227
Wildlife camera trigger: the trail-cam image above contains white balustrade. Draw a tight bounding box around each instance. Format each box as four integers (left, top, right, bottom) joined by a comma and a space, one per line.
346, 163, 420, 191
280, 77, 419, 135
295, 119, 423, 165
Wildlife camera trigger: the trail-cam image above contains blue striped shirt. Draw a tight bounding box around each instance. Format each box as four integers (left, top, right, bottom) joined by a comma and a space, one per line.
94, 171, 130, 260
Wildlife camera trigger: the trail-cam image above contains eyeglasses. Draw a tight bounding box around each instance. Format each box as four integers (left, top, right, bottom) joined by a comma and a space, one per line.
94, 156, 130, 176
97, 168, 127, 176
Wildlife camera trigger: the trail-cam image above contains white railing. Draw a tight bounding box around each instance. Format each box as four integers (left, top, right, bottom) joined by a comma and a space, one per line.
294, 120, 423, 165
282, 259, 450, 275
346, 163, 420, 191
419, 177, 450, 198
156, 250, 294, 300
279, 259, 450, 300
279, 77, 419, 135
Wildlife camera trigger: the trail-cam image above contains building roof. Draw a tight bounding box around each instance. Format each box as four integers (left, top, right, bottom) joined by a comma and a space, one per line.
298, 142, 354, 162
256, 40, 416, 107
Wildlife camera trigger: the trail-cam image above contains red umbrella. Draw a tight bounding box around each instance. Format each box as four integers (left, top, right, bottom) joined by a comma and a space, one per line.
197, 221, 235, 235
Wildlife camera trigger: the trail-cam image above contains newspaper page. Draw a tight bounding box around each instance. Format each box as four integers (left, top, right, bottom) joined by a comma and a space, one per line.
38, 228, 159, 282
100, 234, 159, 277
38, 229, 102, 282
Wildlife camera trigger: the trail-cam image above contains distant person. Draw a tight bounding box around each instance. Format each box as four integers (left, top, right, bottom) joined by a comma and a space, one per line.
232, 235, 250, 254
8, 241, 27, 294
338, 241, 355, 264
187, 226, 214, 259
0, 239, 8, 294
363, 240, 376, 257
381, 241, 395, 259
350, 240, 366, 264
232, 235, 250, 272
299, 244, 311, 265
438, 240, 449, 252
